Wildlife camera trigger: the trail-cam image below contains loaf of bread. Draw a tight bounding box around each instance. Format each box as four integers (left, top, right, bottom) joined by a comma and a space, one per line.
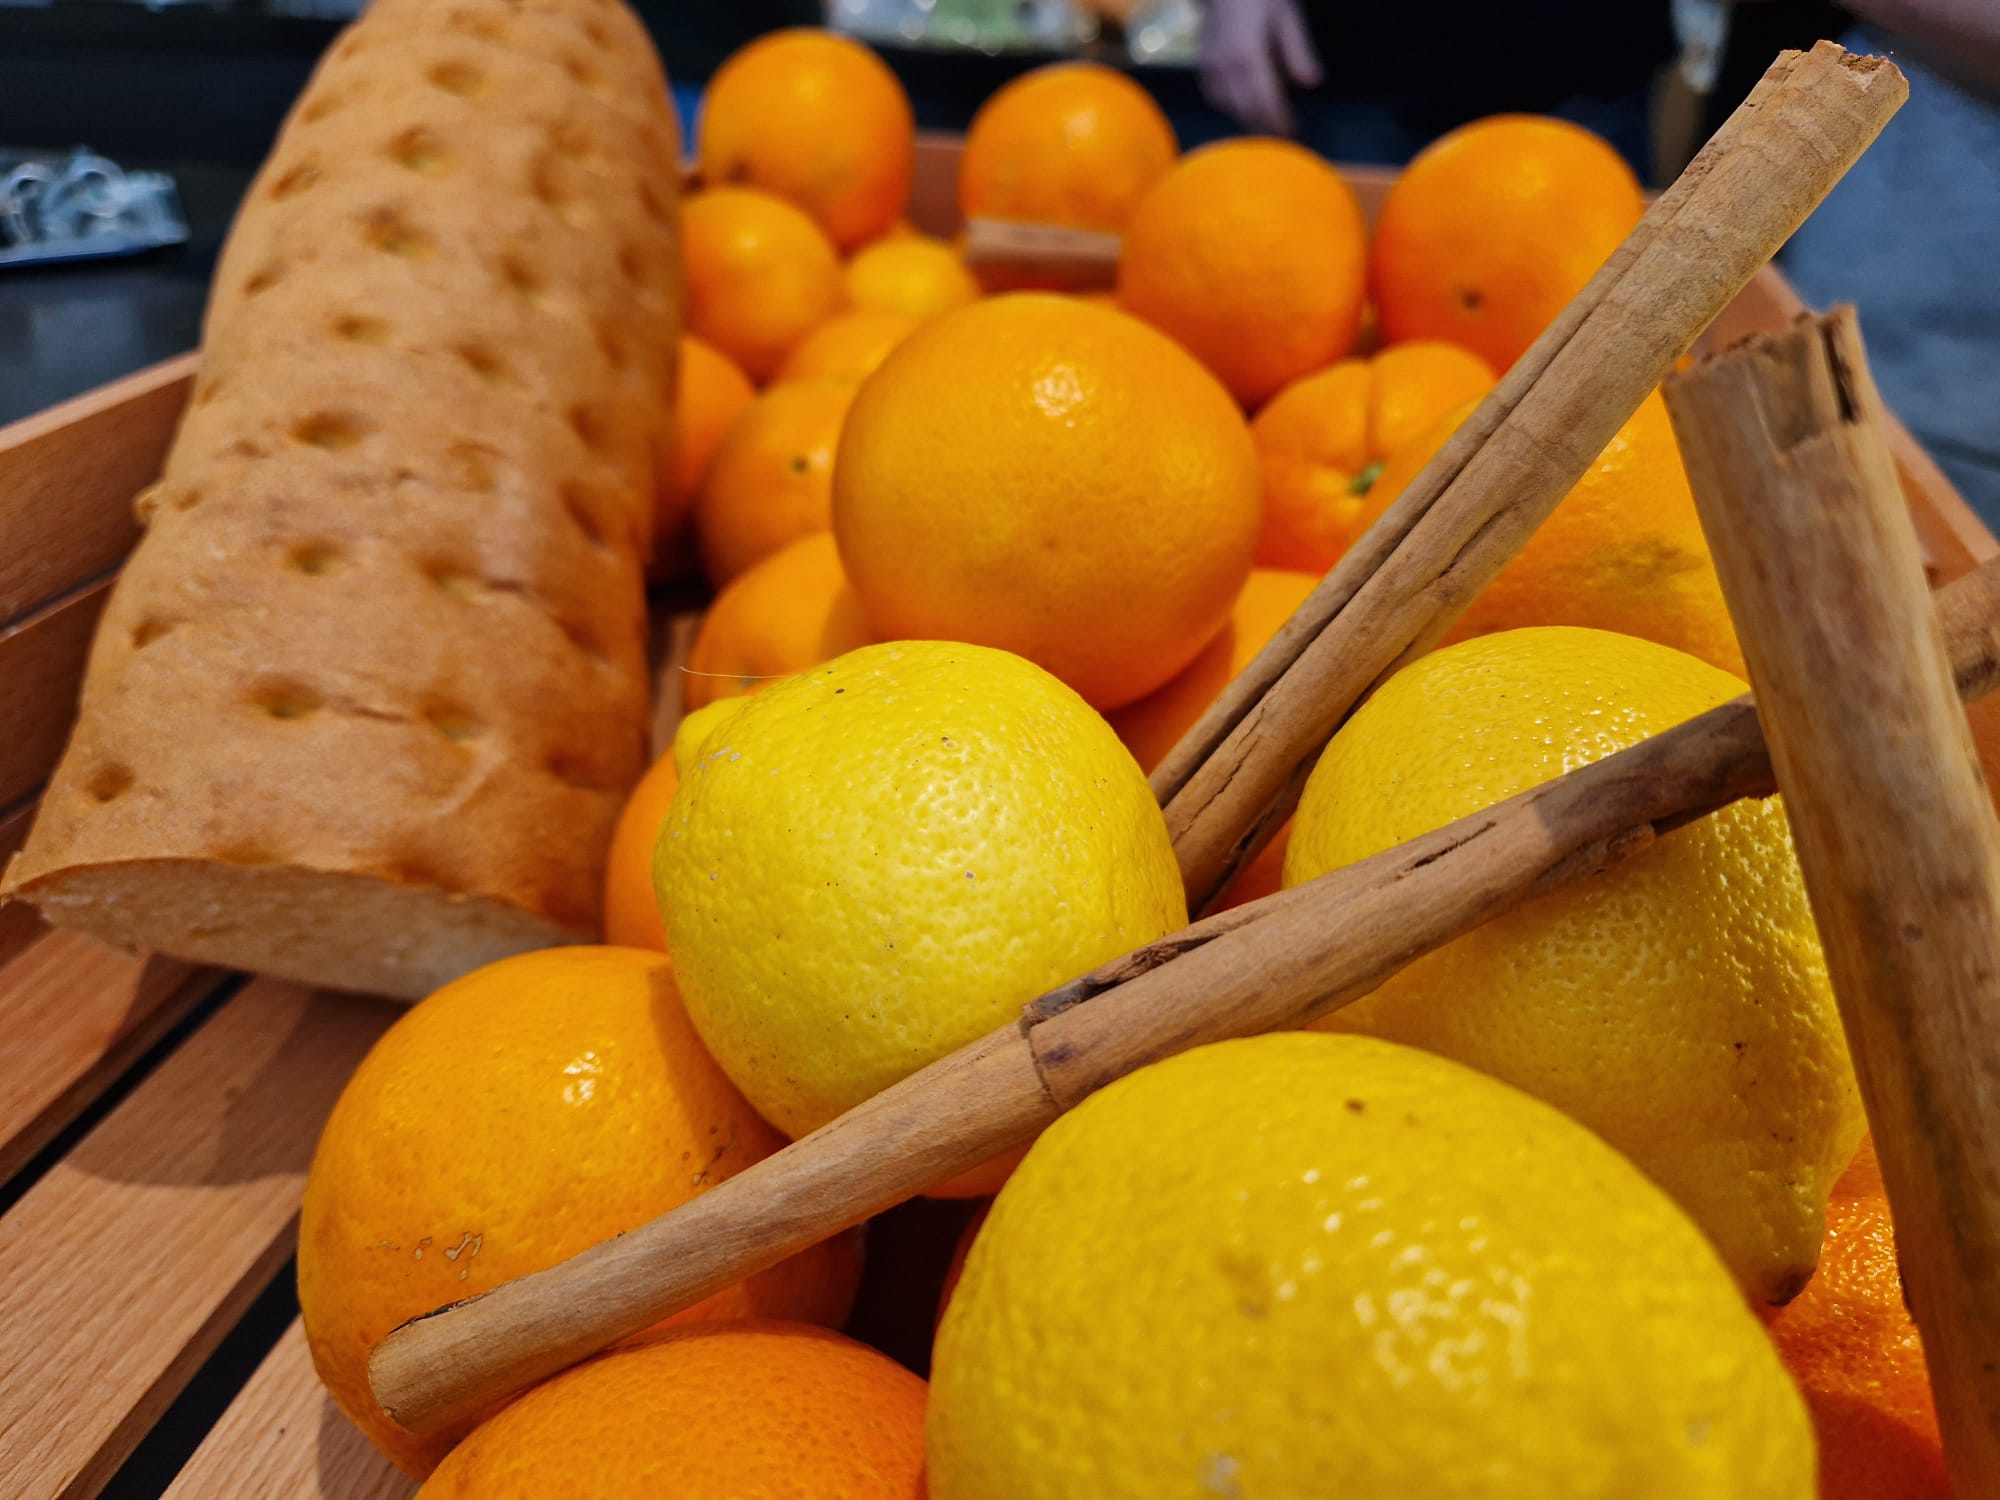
3, 0, 682, 998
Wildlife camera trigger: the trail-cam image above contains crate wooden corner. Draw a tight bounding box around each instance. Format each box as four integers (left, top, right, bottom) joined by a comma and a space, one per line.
0, 142, 1994, 1500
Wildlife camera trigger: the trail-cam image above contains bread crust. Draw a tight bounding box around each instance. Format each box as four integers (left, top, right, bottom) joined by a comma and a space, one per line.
4, 0, 682, 998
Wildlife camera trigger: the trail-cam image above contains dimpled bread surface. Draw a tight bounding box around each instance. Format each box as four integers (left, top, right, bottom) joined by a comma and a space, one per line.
3, 0, 682, 999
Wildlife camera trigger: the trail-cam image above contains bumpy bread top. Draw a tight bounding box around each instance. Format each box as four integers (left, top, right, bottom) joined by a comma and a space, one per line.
12, 0, 681, 935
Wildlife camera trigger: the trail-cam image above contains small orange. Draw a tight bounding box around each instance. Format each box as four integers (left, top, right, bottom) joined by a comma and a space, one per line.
1372, 114, 1644, 372
418, 1322, 927, 1498
960, 61, 1177, 235
299, 949, 862, 1474
779, 308, 921, 384
833, 294, 1260, 710
1251, 341, 1496, 574
697, 28, 914, 251
1765, 1138, 1949, 1500
697, 379, 857, 586
682, 187, 845, 382
683, 533, 875, 711
602, 752, 678, 950
843, 233, 980, 322
1118, 139, 1368, 407
663, 335, 755, 546
1355, 390, 1745, 675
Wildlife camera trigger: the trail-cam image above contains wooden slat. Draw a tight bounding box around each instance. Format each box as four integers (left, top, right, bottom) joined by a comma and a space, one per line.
0, 573, 111, 810
0, 981, 396, 1500
0, 354, 194, 625
0, 797, 45, 968
162, 1319, 416, 1500
0, 930, 224, 1185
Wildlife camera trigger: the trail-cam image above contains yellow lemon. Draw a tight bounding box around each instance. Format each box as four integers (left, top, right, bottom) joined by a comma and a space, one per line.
929, 1033, 1814, 1500
1284, 627, 1862, 1302
655, 640, 1185, 1137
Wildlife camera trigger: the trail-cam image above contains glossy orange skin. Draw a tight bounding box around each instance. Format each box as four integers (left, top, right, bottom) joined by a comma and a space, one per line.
1371, 114, 1643, 373
1357, 390, 1745, 676
698, 28, 914, 251
697, 379, 858, 586
833, 294, 1260, 710
602, 753, 678, 950
663, 335, 755, 547
682, 188, 844, 382
1765, 1138, 1950, 1500
683, 532, 875, 712
1251, 341, 1495, 575
1118, 139, 1368, 407
780, 309, 921, 384
844, 234, 979, 322
298, 949, 862, 1475
960, 62, 1177, 237
418, 1322, 927, 1498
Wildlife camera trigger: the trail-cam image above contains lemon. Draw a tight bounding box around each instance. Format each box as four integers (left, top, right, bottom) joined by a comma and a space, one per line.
655, 640, 1186, 1137
1285, 627, 1862, 1303
929, 1033, 1814, 1500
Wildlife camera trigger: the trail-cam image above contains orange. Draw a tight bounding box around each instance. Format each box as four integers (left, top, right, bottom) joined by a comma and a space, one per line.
843, 233, 980, 322
697, 378, 857, 586
1109, 568, 1315, 913
418, 1322, 927, 1498
1766, 1138, 1949, 1500
602, 752, 678, 950
1372, 114, 1644, 372
298, 948, 862, 1474
682, 187, 845, 382
1109, 567, 1318, 773
683, 532, 875, 711
664, 335, 755, 546
833, 294, 1260, 710
1118, 139, 1367, 407
1356, 390, 1745, 675
779, 308, 921, 384
960, 62, 1177, 235
1251, 341, 1496, 573
697, 28, 914, 251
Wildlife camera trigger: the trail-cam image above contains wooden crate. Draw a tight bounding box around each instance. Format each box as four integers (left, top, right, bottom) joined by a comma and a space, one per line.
1, 142, 1993, 1499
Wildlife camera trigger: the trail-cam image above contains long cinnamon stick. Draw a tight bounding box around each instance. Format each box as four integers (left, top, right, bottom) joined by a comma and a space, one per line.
1155, 41, 1907, 912
368, 552, 2000, 1442
1664, 309, 2000, 1493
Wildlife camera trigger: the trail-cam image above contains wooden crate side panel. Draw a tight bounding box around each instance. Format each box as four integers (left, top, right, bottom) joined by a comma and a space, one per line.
0, 355, 195, 625
0, 575, 111, 811
161, 1319, 416, 1500
0, 981, 395, 1500
0, 931, 222, 1185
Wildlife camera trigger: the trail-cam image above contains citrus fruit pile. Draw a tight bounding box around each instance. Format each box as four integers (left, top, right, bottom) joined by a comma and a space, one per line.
296, 28, 1949, 1499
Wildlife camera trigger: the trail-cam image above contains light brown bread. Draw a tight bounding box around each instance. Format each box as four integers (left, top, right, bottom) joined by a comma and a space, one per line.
3, 0, 682, 998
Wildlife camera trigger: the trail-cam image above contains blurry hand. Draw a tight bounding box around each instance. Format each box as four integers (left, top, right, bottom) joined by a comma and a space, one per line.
1200, 0, 1325, 135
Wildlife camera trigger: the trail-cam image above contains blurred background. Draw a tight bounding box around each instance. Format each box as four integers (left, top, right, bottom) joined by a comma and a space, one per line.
0, 0, 1994, 513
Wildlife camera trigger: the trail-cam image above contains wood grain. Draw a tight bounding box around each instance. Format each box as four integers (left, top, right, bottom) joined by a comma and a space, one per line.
0, 574, 112, 811
0, 930, 222, 1185
0, 981, 396, 1500
1665, 308, 2000, 1492
161, 1319, 415, 1500
0, 354, 194, 626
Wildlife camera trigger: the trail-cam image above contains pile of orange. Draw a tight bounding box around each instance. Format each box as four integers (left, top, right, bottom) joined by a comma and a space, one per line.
295, 27, 1944, 1500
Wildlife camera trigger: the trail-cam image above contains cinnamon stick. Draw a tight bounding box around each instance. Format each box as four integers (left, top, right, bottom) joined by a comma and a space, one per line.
1664, 308, 2000, 1492
1154, 41, 1908, 912
369, 552, 2000, 1442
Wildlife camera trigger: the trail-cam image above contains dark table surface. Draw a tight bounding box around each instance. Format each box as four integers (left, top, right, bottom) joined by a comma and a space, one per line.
0, 3, 1239, 428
